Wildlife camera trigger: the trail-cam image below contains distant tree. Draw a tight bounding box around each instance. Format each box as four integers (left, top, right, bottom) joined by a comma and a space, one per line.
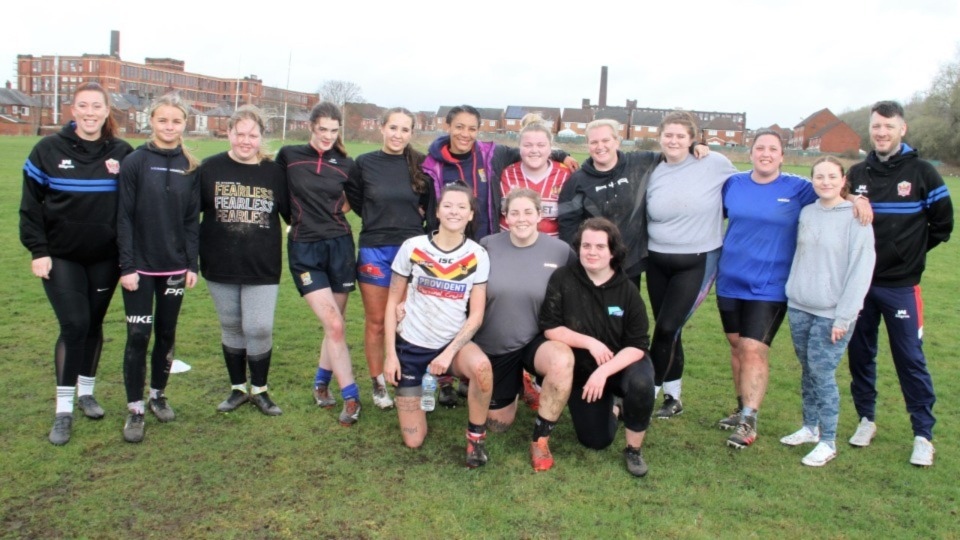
837, 105, 871, 152
318, 80, 364, 108
912, 49, 960, 162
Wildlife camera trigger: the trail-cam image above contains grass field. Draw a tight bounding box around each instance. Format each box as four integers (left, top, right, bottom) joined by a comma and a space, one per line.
1, 135, 957, 538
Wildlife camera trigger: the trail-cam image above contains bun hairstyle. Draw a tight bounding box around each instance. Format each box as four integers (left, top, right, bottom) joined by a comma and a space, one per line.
518, 112, 553, 144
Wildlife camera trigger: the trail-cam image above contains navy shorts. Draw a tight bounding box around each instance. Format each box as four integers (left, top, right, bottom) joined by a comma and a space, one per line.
488, 334, 547, 410
394, 335, 453, 395
357, 245, 401, 287
288, 236, 357, 295
717, 296, 787, 346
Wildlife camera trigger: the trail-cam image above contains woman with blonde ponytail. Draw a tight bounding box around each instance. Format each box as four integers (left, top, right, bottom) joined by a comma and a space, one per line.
116, 92, 200, 443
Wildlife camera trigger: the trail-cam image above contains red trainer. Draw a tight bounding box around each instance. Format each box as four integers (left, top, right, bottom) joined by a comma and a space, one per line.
522, 371, 541, 411
530, 437, 554, 472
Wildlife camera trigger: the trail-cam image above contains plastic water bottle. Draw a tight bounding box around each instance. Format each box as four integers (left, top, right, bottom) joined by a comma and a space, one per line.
421, 373, 437, 412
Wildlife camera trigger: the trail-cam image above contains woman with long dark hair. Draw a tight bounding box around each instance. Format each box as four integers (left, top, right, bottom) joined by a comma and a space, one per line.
277, 101, 361, 426
345, 107, 431, 411
21, 82, 133, 445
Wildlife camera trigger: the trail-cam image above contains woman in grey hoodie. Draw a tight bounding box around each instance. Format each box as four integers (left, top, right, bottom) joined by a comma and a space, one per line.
781, 156, 875, 467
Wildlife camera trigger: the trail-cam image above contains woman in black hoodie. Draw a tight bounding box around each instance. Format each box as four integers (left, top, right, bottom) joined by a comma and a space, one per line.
538, 217, 655, 477
116, 93, 200, 443
20, 82, 133, 445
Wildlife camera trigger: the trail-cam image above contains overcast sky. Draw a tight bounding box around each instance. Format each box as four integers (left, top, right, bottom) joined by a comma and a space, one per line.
4, 0, 958, 129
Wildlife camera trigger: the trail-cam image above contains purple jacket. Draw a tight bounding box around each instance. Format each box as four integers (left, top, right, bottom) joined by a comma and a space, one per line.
422, 137, 502, 239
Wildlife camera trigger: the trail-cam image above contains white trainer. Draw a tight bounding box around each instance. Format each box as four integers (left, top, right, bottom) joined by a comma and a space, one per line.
780, 426, 820, 446
848, 417, 876, 447
801, 442, 837, 467
372, 385, 395, 410
909, 436, 935, 467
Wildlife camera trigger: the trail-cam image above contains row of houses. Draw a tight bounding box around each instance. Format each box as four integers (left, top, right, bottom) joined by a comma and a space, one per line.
346, 100, 749, 146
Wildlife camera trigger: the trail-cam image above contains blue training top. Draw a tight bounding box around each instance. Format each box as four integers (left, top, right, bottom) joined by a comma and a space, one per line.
716, 171, 816, 302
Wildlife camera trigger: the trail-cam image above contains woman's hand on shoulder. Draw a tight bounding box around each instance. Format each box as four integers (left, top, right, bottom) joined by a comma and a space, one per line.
693, 143, 711, 159
562, 155, 580, 171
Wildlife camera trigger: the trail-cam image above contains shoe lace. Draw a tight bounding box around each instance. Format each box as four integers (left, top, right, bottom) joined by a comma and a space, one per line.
53, 415, 71, 430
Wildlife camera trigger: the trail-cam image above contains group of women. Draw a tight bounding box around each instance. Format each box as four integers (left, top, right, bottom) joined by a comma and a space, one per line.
23, 90, 876, 471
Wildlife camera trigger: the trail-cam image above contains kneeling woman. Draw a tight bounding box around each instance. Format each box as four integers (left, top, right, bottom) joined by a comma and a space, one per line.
383, 184, 493, 468
474, 188, 576, 472
539, 217, 655, 477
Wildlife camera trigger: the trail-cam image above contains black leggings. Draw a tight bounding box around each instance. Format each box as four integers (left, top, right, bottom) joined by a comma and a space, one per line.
645, 249, 718, 386
567, 360, 655, 450
42, 257, 119, 386
122, 273, 186, 402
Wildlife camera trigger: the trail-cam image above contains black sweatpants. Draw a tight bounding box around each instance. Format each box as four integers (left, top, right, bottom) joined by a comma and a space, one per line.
42, 257, 119, 386
121, 273, 186, 403
568, 359, 655, 450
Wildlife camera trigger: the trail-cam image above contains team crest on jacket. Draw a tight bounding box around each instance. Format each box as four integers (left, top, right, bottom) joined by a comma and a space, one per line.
105, 158, 120, 174
897, 181, 912, 197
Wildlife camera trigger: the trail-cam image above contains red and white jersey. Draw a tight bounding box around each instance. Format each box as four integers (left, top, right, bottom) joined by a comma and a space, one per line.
499, 160, 570, 236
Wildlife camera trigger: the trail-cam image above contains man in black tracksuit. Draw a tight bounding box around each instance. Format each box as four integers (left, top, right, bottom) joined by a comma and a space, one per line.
845, 101, 953, 466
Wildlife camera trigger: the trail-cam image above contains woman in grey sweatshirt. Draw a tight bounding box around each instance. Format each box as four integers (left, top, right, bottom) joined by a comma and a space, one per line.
781, 156, 875, 467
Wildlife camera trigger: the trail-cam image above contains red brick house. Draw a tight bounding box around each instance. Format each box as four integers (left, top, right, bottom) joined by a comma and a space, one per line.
434, 106, 502, 134
702, 116, 744, 146
807, 121, 861, 155
629, 110, 663, 142
0, 82, 40, 135
560, 108, 594, 136
595, 107, 631, 139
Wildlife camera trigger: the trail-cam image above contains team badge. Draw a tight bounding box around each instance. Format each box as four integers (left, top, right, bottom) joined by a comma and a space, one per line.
897, 181, 911, 197
478, 169, 487, 183
358, 263, 385, 279
105, 158, 120, 174
58, 159, 74, 170
300, 272, 313, 286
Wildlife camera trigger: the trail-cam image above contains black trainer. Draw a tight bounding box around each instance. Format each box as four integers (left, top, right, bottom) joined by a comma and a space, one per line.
49, 413, 73, 445
623, 445, 648, 477
148, 394, 175, 422
438, 382, 458, 408
250, 392, 283, 416
655, 395, 684, 419
77, 395, 105, 419
123, 413, 145, 443
217, 389, 249, 412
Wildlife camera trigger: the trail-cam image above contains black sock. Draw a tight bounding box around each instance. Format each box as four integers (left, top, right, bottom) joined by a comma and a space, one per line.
248, 349, 272, 388
467, 422, 486, 437
222, 345, 247, 386
531, 415, 557, 441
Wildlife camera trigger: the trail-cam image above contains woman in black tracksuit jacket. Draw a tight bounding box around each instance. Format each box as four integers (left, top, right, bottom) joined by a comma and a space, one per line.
116, 93, 200, 443
20, 82, 133, 446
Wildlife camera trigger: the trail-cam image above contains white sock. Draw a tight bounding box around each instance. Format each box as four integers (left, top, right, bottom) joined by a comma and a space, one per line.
654, 385, 661, 399
128, 401, 145, 414
375, 373, 386, 386
251, 385, 267, 395
56, 386, 75, 414
232, 383, 248, 393
77, 375, 95, 397
664, 379, 682, 400
149, 388, 160, 399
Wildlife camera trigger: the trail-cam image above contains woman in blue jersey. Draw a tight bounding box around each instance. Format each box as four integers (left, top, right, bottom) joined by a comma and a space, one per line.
716, 130, 871, 449
20, 82, 134, 445
345, 107, 430, 411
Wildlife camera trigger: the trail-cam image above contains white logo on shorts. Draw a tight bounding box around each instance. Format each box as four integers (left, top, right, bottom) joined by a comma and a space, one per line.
300, 272, 313, 286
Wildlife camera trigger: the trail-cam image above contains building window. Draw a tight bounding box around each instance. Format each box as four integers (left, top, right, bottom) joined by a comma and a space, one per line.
578, 123, 586, 129
507, 119, 516, 126
649, 127, 658, 133
708, 129, 717, 136
726, 130, 735, 136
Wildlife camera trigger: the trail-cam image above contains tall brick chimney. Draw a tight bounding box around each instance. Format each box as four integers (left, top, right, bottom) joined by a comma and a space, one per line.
110, 30, 120, 57
599, 66, 608, 108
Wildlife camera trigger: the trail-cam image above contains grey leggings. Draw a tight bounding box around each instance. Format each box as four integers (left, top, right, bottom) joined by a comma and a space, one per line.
206, 281, 279, 356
